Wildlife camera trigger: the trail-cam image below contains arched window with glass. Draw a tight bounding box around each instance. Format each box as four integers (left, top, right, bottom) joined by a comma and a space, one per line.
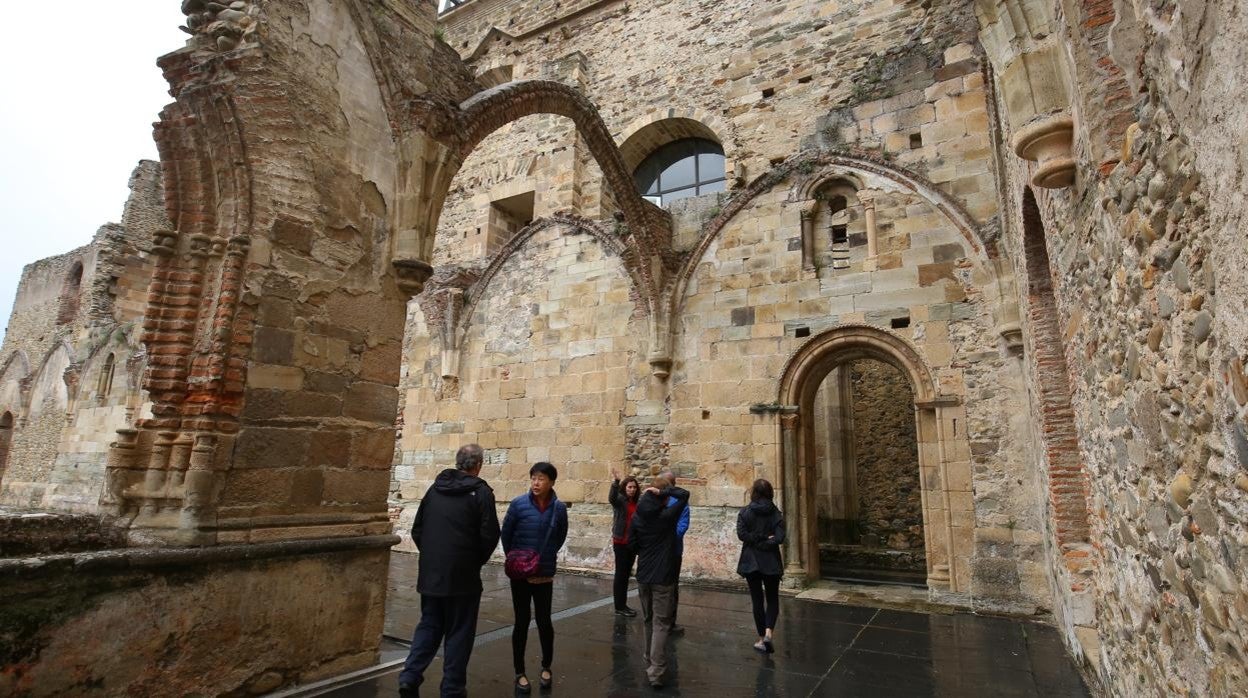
632, 138, 726, 206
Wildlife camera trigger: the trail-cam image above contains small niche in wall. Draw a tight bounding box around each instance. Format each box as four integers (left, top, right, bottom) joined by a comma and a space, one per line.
890, 316, 911, 329
909, 132, 923, 149
761, 87, 775, 99
701, 409, 711, 420
795, 326, 811, 338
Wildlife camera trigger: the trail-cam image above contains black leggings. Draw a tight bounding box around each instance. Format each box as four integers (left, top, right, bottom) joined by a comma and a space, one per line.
745, 572, 781, 637
510, 579, 554, 675
612, 543, 637, 610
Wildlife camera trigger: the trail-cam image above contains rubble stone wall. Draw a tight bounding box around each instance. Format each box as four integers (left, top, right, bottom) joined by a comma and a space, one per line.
978, 1, 1248, 694
0, 161, 162, 512
850, 359, 923, 551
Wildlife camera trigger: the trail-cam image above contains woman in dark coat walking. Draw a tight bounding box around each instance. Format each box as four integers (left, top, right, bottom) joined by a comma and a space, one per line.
736, 478, 786, 653
501, 462, 569, 693
608, 468, 641, 616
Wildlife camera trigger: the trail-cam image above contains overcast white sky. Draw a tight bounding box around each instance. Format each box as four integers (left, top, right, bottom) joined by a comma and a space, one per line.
0, 4, 186, 340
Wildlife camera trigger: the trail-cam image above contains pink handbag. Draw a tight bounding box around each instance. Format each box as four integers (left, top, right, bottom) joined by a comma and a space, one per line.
504, 508, 557, 581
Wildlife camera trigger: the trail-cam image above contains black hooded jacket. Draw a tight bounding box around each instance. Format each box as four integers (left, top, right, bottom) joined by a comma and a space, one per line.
630, 486, 690, 585
736, 499, 786, 577
411, 468, 501, 596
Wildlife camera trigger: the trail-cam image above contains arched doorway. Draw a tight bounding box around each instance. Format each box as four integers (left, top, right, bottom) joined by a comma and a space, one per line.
778, 325, 966, 592
812, 358, 926, 585
0, 411, 13, 485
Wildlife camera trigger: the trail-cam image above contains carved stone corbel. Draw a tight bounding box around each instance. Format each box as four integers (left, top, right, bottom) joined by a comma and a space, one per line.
1012, 114, 1076, 189
393, 259, 435, 298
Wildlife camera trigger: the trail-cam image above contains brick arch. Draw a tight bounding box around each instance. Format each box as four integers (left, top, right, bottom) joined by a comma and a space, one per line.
1020, 187, 1091, 552
616, 111, 733, 172
447, 80, 670, 312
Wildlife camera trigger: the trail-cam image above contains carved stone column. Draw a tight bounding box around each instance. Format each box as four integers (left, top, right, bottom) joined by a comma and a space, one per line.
799, 202, 817, 273
857, 190, 879, 271
780, 410, 805, 580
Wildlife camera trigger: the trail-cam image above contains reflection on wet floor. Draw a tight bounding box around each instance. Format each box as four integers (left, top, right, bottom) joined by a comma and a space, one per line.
322, 553, 1089, 697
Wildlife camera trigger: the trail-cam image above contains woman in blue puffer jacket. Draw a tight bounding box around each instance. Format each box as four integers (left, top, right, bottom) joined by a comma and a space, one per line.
500, 462, 569, 693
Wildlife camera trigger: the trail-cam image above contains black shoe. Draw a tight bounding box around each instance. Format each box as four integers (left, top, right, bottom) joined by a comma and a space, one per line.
763, 637, 774, 653
614, 606, 638, 617
515, 674, 531, 694
540, 668, 553, 690
399, 683, 419, 698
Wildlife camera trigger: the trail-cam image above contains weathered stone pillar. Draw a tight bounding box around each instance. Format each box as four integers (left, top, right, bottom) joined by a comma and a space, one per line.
779, 410, 805, 580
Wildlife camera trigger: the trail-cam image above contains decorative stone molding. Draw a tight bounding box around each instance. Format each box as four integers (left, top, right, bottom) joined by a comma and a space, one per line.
1011, 115, 1076, 188
181, 0, 260, 52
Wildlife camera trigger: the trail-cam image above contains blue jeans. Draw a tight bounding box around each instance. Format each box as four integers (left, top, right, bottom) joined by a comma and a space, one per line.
399, 592, 482, 696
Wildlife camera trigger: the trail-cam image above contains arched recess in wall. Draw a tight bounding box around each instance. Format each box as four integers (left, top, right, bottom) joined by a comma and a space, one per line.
411, 80, 666, 312
0, 351, 30, 417
27, 343, 72, 418
56, 261, 84, 326
776, 325, 967, 591
616, 112, 734, 177
456, 214, 640, 341
0, 411, 12, 484
1020, 188, 1091, 554
666, 153, 998, 325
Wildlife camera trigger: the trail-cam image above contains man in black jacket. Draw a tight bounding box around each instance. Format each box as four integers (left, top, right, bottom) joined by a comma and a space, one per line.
629, 478, 690, 689
399, 443, 501, 698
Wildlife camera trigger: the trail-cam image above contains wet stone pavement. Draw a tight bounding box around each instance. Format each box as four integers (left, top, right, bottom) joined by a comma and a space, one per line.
326, 553, 1090, 697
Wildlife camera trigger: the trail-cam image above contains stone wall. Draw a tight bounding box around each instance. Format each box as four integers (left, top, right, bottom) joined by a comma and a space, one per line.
976, 0, 1248, 694
0, 539, 393, 697
0, 161, 162, 512
377, 0, 1053, 616
394, 219, 648, 568
850, 359, 922, 551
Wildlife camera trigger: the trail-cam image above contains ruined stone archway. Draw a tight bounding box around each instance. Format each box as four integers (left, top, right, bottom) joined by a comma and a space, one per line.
777, 325, 969, 593
406, 80, 673, 317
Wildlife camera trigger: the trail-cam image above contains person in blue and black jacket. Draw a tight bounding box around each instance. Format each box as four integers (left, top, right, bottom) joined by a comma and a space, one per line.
501, 462, 569, 693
